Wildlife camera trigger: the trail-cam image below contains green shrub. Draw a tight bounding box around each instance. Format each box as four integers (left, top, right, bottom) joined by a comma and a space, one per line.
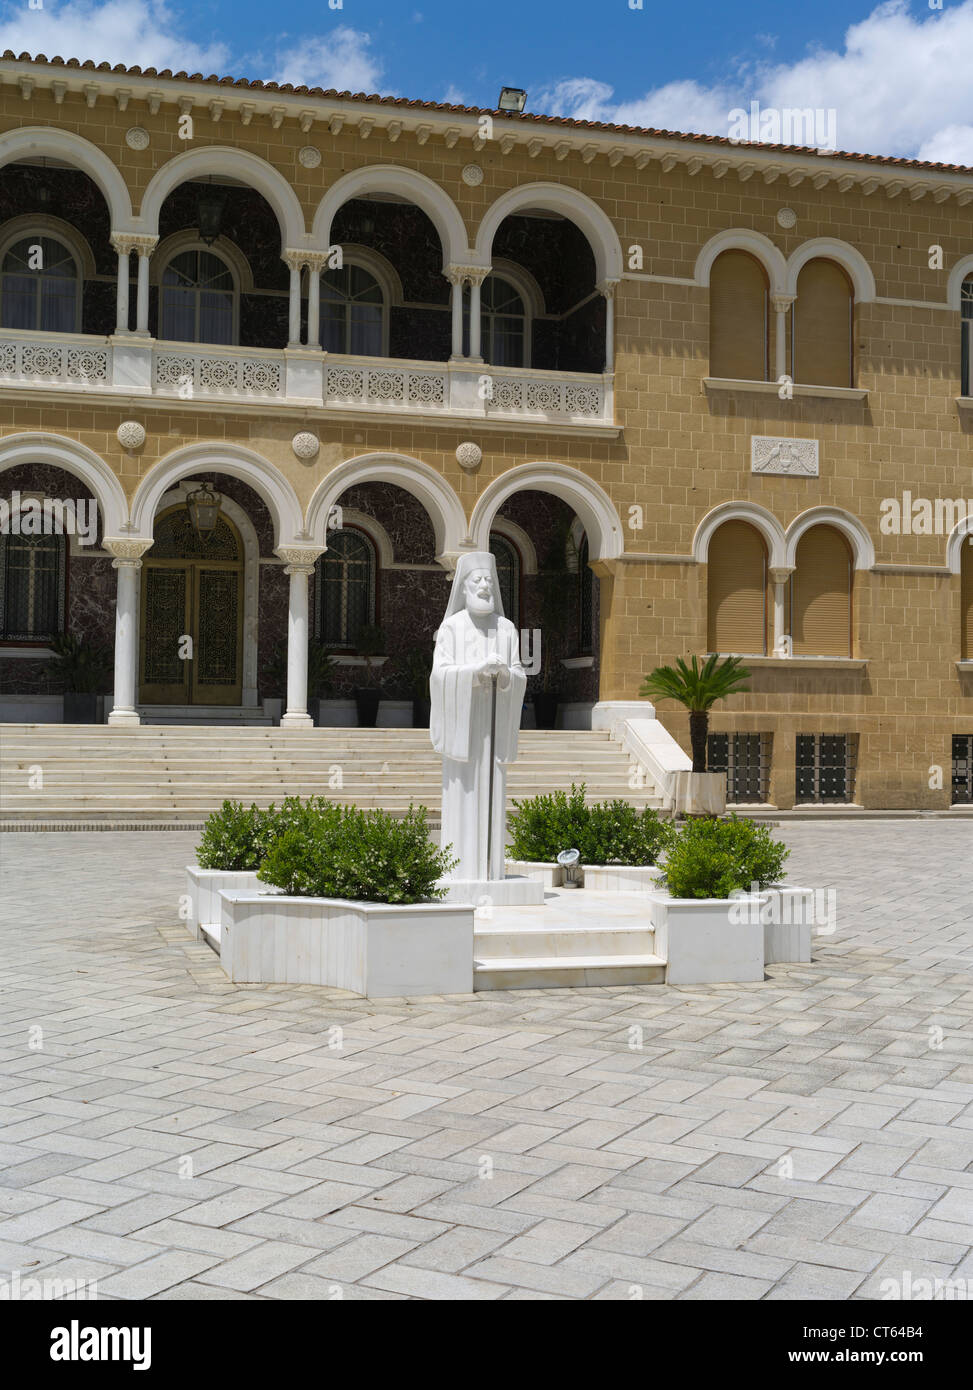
196, 796, 334, 871
507, 783, 673, 866
660, 815, 789, 900
258, 804, 455, 904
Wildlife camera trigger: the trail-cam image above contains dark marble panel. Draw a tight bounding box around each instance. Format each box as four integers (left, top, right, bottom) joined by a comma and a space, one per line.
494, 215, 595, 315
0, 166, 115, 275
176, 472, 277, 557
332, 200, 449, 305
158, 184, 288, 290
390, 305, 451, 362
337, 482, 437, 564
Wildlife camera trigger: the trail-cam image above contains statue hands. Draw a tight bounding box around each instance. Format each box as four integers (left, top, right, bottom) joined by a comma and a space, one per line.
475, 654, 509, 688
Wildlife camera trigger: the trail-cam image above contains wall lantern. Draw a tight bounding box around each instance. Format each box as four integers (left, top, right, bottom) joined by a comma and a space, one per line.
195, 179, 227, 245
498, 88, 527, 113
185, 481, 222, 536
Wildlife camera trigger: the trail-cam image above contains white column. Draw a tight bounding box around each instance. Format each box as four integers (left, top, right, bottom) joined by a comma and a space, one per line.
468, 271, 486, 362
277, 548, 322, 729
135, 243, 155, 336
770, 566, 794, 657
305, 255, 326, 348
111, 239, 132, 335
286, 258, 303, 348
448, 271, 465, 359
598, 278, 619, 373
105, 540, 151, 727
772, 295, 795, 382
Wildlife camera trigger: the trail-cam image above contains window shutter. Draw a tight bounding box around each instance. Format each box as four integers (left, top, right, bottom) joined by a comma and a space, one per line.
962, 543, 973, 660
709, 250, 768, 381
792, 525, 852, 656
707, 520, 768, 654
794, 259, 853, 387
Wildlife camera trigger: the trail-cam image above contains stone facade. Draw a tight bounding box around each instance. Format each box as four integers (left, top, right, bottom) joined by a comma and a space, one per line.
1, 54, 973, 805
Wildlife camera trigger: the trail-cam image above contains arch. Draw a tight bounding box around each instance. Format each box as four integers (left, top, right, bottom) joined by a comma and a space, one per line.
332, 244, 403, 308
694, 229, 787, 297
693, 501, 786, 569
333, 506, 395, 569
311, 166, 469, 267
138, 148, 305, 248
947, 256, 973, 311
156, 485, 260, 704
0, 432, 128, 536
129, 443, 304, 546
306, 452, 467, 562
0, 215, 97, 281
151, 231, 254, 292
786, 506, 875, 570
946, 512, 973, 575
785, 238, 876, 303
469, 462, 623, 562
0, 127, 134, 232
489, 515, 538, 574
475, 183, 623, 285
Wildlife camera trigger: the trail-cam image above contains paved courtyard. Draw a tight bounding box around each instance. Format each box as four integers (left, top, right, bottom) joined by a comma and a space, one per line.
1, 822, 972, 1301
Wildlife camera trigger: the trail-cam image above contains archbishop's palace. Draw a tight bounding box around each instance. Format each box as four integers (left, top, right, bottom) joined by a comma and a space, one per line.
1, 49, 972, 811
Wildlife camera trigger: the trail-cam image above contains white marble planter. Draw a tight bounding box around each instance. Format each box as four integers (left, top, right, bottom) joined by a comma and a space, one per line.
676, 771, 727, 816
762, 884, 815, 964
503, 860, 564, 888
648, 889, 766, 984
581, 864, 661, 892
185, 866, 261, 942
218, 890, 474, 997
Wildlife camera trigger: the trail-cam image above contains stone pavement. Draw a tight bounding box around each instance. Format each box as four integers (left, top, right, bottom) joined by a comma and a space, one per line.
1, 823, 971, 1301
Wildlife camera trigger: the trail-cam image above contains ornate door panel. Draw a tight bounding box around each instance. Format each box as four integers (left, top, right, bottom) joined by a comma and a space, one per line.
138, 505, 244, 706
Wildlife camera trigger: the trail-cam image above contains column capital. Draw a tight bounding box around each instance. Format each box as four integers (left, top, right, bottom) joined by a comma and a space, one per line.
445, 263, 490, 288
104, 536, 153, 566
282, 248, 308, 271
111, 233, 157, 257
770, 565, 795, 584
771, 294, 796, 313
597, 277, 621, 299
302, 251, 331, 273
276, 545, 323, 574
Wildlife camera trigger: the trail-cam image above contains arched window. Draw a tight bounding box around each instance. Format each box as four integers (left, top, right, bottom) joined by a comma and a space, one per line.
962, 276, 973, 396
962, 537, 973, 661
793, 258, 854, 388
0, 235, 80, 333
790, 526, 853, 657
578, 535, 593, 656
479, 276, 527, 366
489, 533, 520, 630
709, 249, 769, 381
707, 520, 769, 655
320, 264, 386, 356
0, 529, 66, 642
317, 528, 376, 650
160, 248, 236, 344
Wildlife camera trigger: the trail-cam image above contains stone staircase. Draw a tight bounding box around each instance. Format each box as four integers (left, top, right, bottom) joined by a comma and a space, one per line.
0, 724, 662, 825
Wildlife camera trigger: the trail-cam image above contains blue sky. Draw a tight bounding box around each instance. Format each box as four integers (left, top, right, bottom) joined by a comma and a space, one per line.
3, 0, 973, 163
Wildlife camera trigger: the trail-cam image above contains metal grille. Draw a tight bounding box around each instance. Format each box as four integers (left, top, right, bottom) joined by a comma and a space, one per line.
952, 735, 973, 805
795, 733, 857, 804
196, 570, 239, 686
578, 535, 593, 656
142, 568, 186, 685
318, 529, 375, 649
707, 732, 771, 803
151, 509, 240, 561
0, 531, 65, 641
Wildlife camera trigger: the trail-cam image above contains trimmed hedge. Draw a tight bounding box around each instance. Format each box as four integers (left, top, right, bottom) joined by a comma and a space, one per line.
659, 815, 789, 900
195, 796, 334, 872
507, 783, 673, 866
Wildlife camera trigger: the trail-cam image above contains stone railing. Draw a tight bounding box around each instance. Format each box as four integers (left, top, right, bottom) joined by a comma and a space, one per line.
153, 342, 284, 400
0, 332, 614, 430
0, 330, 112, 389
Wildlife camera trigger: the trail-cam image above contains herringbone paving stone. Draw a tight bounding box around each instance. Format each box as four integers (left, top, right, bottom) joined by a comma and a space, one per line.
1, 823, 972, 1300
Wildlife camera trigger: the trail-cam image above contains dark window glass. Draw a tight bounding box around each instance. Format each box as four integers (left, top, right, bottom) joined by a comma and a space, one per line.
489, 533, 520, 629
320, 264, 384, 356
318, 529, 376, 649
0, 530, 66, 641
160, 249, 235, 344
1, 236, 79, 332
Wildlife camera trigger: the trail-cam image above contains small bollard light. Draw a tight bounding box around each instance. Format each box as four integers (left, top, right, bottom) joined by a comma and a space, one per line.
557, 848, 581, 888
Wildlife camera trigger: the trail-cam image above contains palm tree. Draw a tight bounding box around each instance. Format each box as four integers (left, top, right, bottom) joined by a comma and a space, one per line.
639, 655, 751, 772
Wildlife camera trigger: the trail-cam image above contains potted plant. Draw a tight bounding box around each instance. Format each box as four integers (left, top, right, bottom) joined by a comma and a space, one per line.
403, 645, 433, 728
307, 642, 336, 727
51, 633, 112, 723
639, 654, 750, 816
353, 624, 386, 727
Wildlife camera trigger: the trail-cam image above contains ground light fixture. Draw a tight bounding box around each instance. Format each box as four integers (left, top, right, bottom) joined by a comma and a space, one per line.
498, 87, 527, 113
185, 481, 222, 537
557, 847, 582, 887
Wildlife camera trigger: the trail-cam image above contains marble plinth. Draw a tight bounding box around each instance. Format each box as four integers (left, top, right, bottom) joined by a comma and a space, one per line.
439, 876, 545, 906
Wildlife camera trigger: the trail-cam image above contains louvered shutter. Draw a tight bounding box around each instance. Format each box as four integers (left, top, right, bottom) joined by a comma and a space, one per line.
709, 251, 768, 381
707, 521, 768, 654
962, 542, 973, 660
794, 259, 853, 387
792, 526, 852, 656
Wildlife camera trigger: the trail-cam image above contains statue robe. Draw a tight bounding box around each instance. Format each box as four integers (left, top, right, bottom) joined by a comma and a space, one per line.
430, 609, 526, 881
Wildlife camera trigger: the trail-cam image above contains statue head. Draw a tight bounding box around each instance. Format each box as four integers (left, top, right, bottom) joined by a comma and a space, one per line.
463, 566, 495, 616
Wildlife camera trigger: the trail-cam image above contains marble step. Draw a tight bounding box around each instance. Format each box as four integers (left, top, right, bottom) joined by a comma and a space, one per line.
474, 924, 654, 958
474, 954, 666, 990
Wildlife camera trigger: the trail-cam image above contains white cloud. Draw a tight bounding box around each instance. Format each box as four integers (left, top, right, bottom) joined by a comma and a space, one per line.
537, 0, 973, 164
0, 0, 228, 72
272, 28, 384, 93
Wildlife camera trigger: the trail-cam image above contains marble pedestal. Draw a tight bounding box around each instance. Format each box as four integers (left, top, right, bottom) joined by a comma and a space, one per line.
439, 876, 545, 906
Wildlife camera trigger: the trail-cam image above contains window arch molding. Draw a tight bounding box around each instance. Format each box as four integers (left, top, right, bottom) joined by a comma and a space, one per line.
785, 506, 875, 571
311, 166, 469, 268
327, 507, 395, 569
784, 238, 876, 303
139, 147, 305, 249
0, 215, 96, 281
0, 127, 134, 231
694, 229, 787, 297
946, 257, 973, 311
693, 501, 787, 569
474, 182, 623, 285
946, 513, 973, 575
489, 516, 538, 575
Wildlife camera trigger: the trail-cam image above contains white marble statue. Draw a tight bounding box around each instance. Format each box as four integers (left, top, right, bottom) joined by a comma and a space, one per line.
430, 551, 527, 882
